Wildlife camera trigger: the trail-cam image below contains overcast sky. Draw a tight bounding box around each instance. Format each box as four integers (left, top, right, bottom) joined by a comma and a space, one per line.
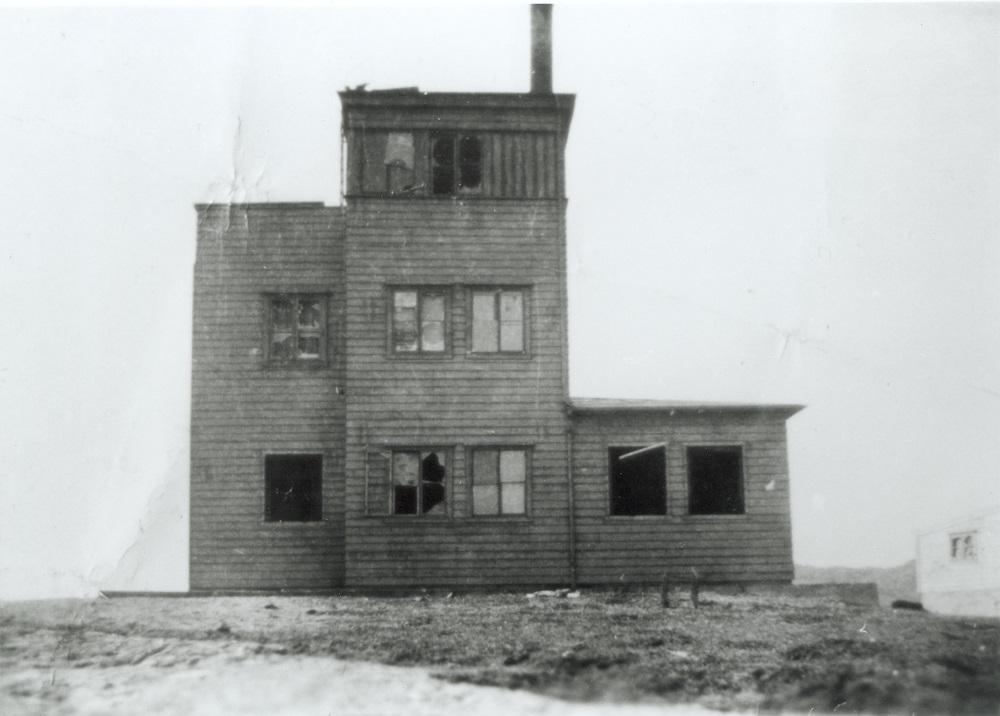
1, 3, 997, 598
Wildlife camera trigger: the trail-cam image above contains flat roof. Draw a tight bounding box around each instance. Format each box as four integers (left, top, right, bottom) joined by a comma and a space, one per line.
568, 397, 805, 418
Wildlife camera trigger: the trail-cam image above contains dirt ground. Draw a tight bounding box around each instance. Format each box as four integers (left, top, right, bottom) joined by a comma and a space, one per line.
1, 588, 998, 715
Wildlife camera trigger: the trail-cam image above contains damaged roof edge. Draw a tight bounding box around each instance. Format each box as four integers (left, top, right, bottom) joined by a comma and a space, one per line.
568, 398, 805, 419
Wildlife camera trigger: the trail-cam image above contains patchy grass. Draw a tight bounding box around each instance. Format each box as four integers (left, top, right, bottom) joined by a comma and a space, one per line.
2, 588, 998, 713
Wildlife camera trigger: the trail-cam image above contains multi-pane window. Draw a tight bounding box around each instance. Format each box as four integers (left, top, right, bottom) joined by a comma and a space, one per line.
392, 289, 447, 353
431, 133, 482, 195
471, 448, 528, 515
608, 445, 667, 516
687, 445, 745, 515
392, 450, 447, 516
950, 531, 977, 561
264, 454, 322, 522
269, 295, 324, 362
471, 289, 525, 353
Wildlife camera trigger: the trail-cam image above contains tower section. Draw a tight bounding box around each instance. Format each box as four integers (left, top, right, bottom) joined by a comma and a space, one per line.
339, 88, 575, 586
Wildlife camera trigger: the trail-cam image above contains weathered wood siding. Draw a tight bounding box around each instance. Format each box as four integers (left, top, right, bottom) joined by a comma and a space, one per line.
570, 410, 795, 585
342, 197, 571, 587
190, 204, 346, 590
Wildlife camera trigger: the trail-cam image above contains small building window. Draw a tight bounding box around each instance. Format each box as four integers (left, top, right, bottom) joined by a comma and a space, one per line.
265, 454, 322, 522
431, 133, 482, 195
472, 448, 528, 515
687, 446, 745, 515
392, 450, 447, 516
609, 445, 666, 516
949, 531, 977, 561
268, 295, 325, 362
471, 289, 525, 353
391, 289, 447, 353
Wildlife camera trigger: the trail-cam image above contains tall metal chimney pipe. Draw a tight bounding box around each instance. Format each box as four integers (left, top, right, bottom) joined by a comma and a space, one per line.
530, 4, 553, 94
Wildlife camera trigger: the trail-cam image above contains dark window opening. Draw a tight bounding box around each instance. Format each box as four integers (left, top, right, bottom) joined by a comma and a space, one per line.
265, 454, 322, 522
687, 446, 744, 515
392, 450, 447, 515
609, 446, 666, 516
431, 133, 481, 195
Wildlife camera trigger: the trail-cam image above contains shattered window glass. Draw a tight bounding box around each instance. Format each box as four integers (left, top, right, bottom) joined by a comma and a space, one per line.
393, 450, 447, 516
458, 135, 482, 191
265, 454, 322, 522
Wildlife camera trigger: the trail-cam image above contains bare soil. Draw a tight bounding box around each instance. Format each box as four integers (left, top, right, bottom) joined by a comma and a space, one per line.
1, 588, 998, 714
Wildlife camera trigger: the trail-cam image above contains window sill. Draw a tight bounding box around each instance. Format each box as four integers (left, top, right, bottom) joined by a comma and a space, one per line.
261, 520, 330, 526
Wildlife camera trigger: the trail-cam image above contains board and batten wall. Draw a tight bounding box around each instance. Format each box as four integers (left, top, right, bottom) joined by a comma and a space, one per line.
342, 197, 572, 587
570, 408, 798, 585
190, 204, 347, 590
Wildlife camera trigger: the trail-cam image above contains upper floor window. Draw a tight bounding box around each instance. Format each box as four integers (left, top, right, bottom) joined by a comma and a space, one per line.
392, 289, 447, 353
950, 531, 977, 561
687, 445, 745, 515
268, 295, 325, 362
432, 133, 482, 195
471, 289, 525, 353
471, 448, 528, 515
392, 450, 447, 516
609, 445, 667, 516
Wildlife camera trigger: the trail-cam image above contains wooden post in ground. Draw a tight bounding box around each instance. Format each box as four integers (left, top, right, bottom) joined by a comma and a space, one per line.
660, 573, 671, 608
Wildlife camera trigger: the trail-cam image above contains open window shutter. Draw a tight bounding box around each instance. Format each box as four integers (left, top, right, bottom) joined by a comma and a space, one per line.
365, 450, 390, 515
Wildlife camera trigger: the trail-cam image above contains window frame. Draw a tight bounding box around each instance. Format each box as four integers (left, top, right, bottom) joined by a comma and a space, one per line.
468, 446, 531, 518
389, 447, 451, 518
262, 452, 324, 524
606, 444, 668, 518
467, 286, 530, 356
685, 444, 747, 516
430, 131, 483, 196
264, 293, 329, 366
949, 531, 978, 561
387, 286, 451, 357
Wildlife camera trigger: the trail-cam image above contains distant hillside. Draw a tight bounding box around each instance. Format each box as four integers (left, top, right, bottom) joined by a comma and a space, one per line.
795, 561, 917, 606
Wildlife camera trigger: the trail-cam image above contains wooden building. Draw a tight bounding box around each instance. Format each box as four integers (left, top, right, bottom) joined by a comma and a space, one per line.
917, 508, 1000, 617
189, 6, 802, 591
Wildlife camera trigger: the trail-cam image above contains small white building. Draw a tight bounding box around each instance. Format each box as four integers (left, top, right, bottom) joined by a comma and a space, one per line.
917, 507, 1000, 618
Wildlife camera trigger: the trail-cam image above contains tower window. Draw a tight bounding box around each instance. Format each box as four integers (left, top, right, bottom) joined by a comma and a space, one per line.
471, 289, 525, 353
391, 288, 447, 353
687, 446, 745, 515
431, 133, 482, 194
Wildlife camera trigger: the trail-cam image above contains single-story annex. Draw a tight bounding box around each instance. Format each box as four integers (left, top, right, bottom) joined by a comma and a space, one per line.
189, 6, 803, 591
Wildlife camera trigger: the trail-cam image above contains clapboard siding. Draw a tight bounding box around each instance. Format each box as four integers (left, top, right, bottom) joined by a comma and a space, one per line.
342, 196, 571, 587
570, 410, 795, 584
190, 204, 347, 590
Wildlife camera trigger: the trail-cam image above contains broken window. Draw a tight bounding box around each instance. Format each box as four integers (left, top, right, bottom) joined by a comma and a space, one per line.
392, 450, 447, 515
687, 446, 745, 515
268, 295, 325, 362
431, 133, 482, 195
391, 289, 447, 353
472, 448, 528, 515
608, 446, 667, 516
949, 531, 977, 560
264, 454, 322, 522
471, 289, 525, 353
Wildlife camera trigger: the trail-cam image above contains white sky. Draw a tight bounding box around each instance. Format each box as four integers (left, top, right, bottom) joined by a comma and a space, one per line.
0, 4, 997, 598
